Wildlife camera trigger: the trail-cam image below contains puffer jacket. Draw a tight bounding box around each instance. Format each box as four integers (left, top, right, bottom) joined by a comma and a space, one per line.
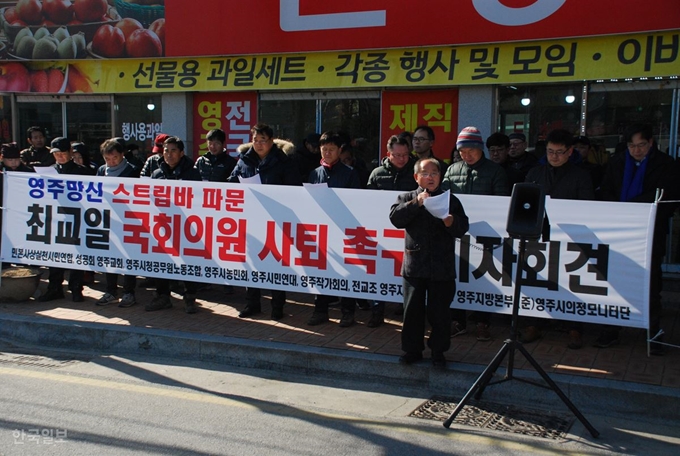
389, 187, 469, 280
194, 151, 237, 182
228, 144, 301, 186
308, 161, 361, 189
367, 156, 418, 191
441, 156, 510, 195
151, 155, 201, 181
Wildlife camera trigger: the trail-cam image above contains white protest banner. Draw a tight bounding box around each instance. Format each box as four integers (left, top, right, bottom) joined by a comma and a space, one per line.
1, 172, 654, 329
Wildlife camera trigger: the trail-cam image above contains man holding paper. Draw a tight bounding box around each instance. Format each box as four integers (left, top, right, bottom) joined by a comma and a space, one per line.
389, 158, 469, 368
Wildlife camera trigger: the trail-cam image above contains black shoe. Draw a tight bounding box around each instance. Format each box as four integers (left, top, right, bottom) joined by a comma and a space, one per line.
367, 313, 384, 328
271, 307, 284, 321
38, 288, 64, 302
339, 313, 355, 328
238, 305, 261, 318
594, 330, 619, 348
307, 312, 329, 326
356, 299, 371, 310
72, 290, 84, 302
399, 352, 422, 365
145, 294, 172, 311
184, 295, 198, 314
432, 352, 447, 369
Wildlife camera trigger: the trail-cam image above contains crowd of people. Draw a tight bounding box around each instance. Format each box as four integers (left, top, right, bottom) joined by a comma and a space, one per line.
1, 121, 677, 367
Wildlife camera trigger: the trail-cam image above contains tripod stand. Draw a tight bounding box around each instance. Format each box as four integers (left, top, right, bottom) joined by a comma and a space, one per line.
443, 236, 599, 437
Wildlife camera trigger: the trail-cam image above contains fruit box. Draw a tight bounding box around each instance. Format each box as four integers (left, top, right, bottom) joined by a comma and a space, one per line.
1, 6, 121, 45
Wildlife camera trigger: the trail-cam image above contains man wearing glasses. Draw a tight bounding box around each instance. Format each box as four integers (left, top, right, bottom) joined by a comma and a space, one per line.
412, 125, 449, 175
365, 135, 418, 327
524, 129, 595, 348
487, 132, 524, 187
507, 132, 538, 179
390, 157, 469, 368
597, 123, 679, 354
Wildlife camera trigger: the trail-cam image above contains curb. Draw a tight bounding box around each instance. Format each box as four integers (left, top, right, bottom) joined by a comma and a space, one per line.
1, 313, 678, 422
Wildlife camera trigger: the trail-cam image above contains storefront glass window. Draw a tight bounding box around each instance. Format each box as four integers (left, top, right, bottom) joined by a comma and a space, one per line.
498, 83, 583, 149
114, 95, 163, 156
259, 96, 381, 167
0, 95, 12, 144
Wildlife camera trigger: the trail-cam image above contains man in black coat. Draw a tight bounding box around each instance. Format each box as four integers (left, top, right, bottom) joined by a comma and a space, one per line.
524, 129, 595, 348
1, 142, 34, 269
228, 124, 302, 320
389, 157, 469, 368
38, 137, 91, 302
147, 136, 203, 314
597, 124, 679, 354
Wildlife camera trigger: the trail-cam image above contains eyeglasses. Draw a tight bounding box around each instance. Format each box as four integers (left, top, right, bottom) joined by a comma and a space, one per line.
412, 136, 430, 143
418, 172, 440, 178
253, 139, 271, 145
546, 148, 569, 156
509, 141, 524, 147
627, 141, 649, 150
488, 147, 506, 154
390, 153, 410, 159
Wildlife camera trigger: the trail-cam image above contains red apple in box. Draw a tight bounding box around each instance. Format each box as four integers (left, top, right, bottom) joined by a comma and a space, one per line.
73, 0, 108, 23
4, 7, 17, 24
149, 18, 165, 52
92, 24, 125, 58
116, 17, 143, 41
43, 0, 74, 25
126, 29, 162, 58
15, 0, 42, 25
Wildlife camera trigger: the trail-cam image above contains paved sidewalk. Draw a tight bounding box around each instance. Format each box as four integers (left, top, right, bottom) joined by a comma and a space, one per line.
1, 271, 678, 391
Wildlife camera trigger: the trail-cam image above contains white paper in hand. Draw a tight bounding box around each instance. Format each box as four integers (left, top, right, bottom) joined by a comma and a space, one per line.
239, 174, 262, 184
423, 190, 450, 219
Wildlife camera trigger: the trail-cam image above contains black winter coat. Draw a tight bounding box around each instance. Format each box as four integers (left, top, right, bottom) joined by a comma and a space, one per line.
367, 156, 418, 191
389, 187, 469, 281
308, 162, 361, 189
194, 152, 237, 182
525, 161, 595, 200
228, 145, 301, 186
151, 156, 201, 181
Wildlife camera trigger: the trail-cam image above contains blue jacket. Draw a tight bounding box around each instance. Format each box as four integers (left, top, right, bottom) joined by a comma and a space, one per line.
308, 162, 361, 189
227, 145, 301, 186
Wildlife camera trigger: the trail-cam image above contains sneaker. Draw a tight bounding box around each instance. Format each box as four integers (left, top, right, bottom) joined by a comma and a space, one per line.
118, 293, 137, 308
432, 351, 447, 369
238, 305, 261, 318
593, 330, 619, 348
451, 321, 467, 338
367, 313, 384, 328
145, 294, 172, 311
519, 325, 542, 344
38, 288, 64, 302
339, 313, 355, 328
399, 352, 423, 365
96, 292, 118, 306
567, 330, 583, 350
184, 294, 198, 314
307, 312, 329, 326
476, 323, 491, 342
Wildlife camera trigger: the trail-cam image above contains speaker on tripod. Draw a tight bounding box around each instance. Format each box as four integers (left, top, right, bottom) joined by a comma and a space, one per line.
443, 183, 599, 437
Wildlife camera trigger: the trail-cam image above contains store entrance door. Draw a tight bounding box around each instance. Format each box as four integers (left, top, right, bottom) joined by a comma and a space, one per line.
16, 95, 112, 162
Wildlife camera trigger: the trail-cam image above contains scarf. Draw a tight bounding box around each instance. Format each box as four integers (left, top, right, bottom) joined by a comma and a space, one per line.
620, 151, 647, 202
105, 158, 129, 177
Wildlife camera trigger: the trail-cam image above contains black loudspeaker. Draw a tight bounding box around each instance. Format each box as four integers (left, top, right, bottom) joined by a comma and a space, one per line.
506, 183, 545, 239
